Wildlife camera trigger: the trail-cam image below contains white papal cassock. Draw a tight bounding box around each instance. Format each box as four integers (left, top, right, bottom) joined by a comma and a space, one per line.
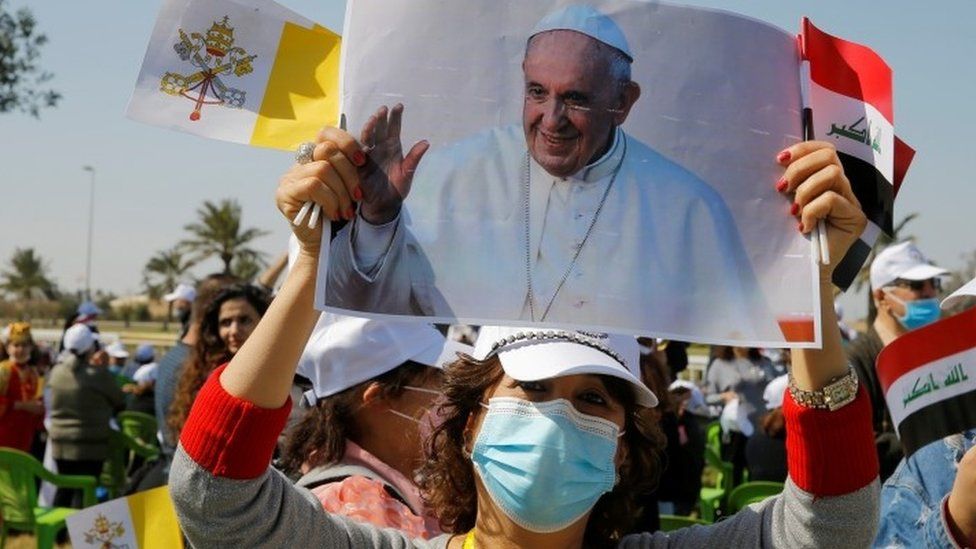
326, 125, 782, 342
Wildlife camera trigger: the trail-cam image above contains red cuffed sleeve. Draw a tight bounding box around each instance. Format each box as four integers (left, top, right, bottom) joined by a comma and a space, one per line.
179, 363, 292, 480
784, 385, 878, 496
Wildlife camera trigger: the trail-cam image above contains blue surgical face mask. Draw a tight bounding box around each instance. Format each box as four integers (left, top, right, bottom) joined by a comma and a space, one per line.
470, 397, 621, 533
885, 290, 942, 330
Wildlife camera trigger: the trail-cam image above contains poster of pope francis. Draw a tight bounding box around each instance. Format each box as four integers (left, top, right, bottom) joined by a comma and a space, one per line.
318, 0, 822, 347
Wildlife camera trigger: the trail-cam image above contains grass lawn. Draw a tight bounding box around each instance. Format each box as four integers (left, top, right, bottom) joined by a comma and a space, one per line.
4, 532, 72, 548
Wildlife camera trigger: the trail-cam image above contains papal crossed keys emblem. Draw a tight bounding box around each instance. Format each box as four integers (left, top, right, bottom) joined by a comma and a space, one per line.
160, 16, 256, 121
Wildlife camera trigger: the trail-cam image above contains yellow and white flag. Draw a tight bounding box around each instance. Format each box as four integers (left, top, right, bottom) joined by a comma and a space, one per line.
66, 486, 183, 549
126, 0, 340, 150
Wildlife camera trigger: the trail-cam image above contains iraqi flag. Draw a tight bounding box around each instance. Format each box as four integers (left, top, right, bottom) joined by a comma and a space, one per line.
800, 19, 915, 290
877, 306, 976, 457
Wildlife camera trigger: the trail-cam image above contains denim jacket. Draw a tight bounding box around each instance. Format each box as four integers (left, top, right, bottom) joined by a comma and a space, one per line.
875, 430, 976, 548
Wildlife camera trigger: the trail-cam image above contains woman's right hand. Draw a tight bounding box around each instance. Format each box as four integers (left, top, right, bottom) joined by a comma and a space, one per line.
275, 127, 366, 254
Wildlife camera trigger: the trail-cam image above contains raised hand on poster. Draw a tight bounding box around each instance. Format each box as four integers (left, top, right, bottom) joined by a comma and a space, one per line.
358, 104, 430, 224
778, 140, 866, 278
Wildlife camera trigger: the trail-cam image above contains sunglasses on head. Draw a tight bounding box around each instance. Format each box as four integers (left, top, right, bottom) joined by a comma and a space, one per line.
890, 278, 942, 292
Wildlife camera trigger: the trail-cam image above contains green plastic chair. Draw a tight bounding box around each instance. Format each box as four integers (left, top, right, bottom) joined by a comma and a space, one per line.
100, 429, 160, 499
727, 481, 785, 514
0, 447, 98, 549
117, 411, 160, 449
659, 514, 708, 532
706, 420, 748, 486
698, 446, 734, 522
705, 421, 722, 457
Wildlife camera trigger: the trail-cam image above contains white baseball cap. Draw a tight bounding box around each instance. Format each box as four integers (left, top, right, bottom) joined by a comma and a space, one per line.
763, 374, 790, 410
104, 341, 129, 359
298, 313, 472, 404
942, 276, 976, 310
529, 4, 633, 61
164, 283, 197, 303
870, 241, 948, 290
473, 327, 657, 408
64, 324, 98, 354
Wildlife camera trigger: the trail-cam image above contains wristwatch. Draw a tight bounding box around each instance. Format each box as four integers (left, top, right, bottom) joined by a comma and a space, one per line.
788, 366, 859, 411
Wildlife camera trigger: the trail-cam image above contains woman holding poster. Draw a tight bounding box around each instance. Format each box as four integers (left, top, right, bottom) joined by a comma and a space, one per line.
167, 138, 881, 548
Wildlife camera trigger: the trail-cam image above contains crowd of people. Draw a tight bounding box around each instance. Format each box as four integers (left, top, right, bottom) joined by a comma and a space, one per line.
3, 10, 976, 549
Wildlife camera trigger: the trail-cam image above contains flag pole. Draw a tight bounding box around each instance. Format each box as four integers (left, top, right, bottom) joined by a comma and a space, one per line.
799, 55, 830, 266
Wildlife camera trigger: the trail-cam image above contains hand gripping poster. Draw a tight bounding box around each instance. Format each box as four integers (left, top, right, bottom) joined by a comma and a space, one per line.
318, 0, 857, 347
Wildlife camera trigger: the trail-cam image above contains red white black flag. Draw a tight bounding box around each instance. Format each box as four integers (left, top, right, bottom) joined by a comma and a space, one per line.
800, 19, 915, 290
877, 307, 976, 456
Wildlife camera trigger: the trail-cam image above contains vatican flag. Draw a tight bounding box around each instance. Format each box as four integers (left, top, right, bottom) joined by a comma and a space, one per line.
126, 0, 341, 150
66, 486, 182, 549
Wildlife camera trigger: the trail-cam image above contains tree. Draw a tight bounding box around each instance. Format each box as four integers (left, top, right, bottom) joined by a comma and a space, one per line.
0, 0, 60, 116
181, 199, 268, 275
852, 213, 919, 325
143, 246, 197, 329
942, 249, 976, 317
230, 254, 266, 283
0, 247, 56, 300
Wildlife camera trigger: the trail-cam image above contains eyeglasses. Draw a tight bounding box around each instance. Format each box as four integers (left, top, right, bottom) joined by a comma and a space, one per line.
889, 278, 942, 293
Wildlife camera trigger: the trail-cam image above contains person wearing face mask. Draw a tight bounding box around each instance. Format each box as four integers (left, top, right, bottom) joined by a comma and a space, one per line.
874, 277, 976, 548
104, 341, 130, 379
164, 282, 197, 341
279, 313, 470, 539
847, 240, 949, 481
167, 134, 881, 548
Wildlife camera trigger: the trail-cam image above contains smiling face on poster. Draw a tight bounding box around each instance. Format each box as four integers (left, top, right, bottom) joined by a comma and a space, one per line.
321, 0, 822, 347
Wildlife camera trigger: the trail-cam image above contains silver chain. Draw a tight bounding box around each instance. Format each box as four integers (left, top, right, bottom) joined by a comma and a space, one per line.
524, 135, 627, 321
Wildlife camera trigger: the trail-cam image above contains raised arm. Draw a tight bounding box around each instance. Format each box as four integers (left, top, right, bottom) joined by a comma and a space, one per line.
630, 141, 880, 548
170, 138, 442, 549
778, 140, 866, 391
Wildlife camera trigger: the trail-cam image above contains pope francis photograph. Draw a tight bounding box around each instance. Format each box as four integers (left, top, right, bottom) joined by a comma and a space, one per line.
324, 4, 783, 343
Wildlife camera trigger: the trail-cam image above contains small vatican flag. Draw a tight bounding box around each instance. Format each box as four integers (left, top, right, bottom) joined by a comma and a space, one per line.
66, 486, 183, 548
126, 0, 341, 150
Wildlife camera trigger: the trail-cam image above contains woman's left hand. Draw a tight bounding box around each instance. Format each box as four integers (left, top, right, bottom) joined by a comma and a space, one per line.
776, 141, 867, 277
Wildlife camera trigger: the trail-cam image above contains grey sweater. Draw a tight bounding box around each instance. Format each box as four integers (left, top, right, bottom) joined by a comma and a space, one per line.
171, 446, 879, 548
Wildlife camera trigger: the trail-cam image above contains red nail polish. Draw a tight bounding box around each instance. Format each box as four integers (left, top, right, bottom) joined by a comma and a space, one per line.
777, 150, 791, 164
345, 207, 356, 220
353, 186, 363, 201
790, 203, 800, 216
775, 178, 787, 192
797, 222, 805, 232
353, 151, 366, 166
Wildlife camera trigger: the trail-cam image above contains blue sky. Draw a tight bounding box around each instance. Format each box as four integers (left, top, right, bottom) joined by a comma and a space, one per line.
1, 1, 973, 322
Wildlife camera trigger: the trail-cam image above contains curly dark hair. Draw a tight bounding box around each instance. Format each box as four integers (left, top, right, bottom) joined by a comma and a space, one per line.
279, 360, 436, 476
167, 284, 271, 440
418, 354, 666, 545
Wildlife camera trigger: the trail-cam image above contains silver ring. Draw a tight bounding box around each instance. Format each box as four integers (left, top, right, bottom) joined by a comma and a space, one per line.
295, 142, 315, 165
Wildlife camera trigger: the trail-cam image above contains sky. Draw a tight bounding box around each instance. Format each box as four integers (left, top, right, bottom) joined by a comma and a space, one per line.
1, 0, 973, 323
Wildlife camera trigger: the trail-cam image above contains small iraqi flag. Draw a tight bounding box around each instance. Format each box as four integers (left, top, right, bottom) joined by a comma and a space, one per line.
800, 19, 915, 291
877, 306, 976, 457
